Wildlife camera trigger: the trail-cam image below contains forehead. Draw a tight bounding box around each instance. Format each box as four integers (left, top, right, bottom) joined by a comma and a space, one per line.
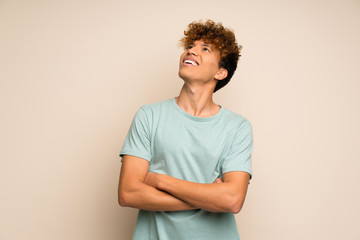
192, 39, 214, 48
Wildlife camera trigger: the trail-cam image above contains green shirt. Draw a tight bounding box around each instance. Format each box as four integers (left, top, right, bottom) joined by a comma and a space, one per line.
120, 97, 254, 240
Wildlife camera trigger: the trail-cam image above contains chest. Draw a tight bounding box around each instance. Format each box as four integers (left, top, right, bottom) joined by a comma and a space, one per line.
149, 118, 234, 182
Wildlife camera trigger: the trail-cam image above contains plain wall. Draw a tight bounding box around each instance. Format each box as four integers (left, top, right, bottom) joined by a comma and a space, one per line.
1, 0, 359, 239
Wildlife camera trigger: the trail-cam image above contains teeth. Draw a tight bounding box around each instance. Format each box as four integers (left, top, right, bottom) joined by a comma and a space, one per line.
184, 60, 197, 66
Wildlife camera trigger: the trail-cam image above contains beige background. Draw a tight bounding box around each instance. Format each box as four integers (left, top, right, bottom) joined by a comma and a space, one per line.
1, 0, 360, 239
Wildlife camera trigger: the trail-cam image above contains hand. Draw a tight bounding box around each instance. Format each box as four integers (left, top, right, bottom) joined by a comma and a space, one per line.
144, 171, 159, 188
213, 178, 223, 184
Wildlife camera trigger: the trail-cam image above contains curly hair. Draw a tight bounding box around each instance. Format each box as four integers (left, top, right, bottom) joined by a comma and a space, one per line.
179, 20, 242, 92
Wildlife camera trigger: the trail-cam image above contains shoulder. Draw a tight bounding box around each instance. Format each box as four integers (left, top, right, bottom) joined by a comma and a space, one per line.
139, 98, 172, 111
221, 106, 252, 130
138, 98, 173, 115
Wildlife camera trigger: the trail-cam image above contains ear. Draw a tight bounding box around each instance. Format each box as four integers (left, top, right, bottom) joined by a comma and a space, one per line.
214, 68, 228, 81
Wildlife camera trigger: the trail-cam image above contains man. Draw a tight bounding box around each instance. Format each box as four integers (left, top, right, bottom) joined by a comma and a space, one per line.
118, 20, 254, 240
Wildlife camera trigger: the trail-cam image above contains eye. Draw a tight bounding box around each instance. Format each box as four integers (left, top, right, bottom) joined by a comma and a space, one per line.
187, 45, 194, 50
203, 47, 210, 52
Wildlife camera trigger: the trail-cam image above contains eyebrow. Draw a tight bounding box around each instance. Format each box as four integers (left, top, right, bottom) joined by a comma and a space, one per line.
201, 43, 213, 50
187, 42, 213, 49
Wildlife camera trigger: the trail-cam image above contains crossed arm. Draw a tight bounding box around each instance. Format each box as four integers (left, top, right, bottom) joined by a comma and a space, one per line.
118, 155, 250, 213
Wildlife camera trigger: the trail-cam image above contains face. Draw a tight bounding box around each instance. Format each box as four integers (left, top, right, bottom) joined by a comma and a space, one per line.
178, 40, 227, 85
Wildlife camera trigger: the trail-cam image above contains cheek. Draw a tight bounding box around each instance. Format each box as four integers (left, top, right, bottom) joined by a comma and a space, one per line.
180, 52, 187, 60
208, 59, 220, 72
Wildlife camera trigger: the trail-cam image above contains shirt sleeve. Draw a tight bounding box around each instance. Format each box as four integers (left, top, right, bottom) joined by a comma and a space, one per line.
222, 119, 254, 179
119, 107, 152, 162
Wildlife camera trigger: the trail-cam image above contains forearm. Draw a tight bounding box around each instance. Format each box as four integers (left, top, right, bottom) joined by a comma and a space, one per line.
119, 180, 196, 211
158, 176, 235, 212
153, 173, 249, 213
118, 155, 196, 211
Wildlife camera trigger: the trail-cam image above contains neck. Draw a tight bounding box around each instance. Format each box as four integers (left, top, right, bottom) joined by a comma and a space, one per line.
175, 82, 220, 117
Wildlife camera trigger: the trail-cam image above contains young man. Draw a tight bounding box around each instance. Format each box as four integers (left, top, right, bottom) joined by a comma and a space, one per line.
118, 20, 254, 240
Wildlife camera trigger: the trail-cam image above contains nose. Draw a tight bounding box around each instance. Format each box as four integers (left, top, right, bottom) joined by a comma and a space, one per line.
187, 45, 198, 56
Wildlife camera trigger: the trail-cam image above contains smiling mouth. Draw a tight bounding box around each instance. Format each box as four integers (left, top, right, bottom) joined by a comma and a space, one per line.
183, 59, 199, 66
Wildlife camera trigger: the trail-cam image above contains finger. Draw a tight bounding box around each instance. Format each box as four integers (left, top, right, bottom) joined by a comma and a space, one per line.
214, 178, 223, 183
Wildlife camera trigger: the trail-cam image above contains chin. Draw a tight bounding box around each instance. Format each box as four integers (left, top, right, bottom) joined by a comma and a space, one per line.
178, 70, 188, 81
